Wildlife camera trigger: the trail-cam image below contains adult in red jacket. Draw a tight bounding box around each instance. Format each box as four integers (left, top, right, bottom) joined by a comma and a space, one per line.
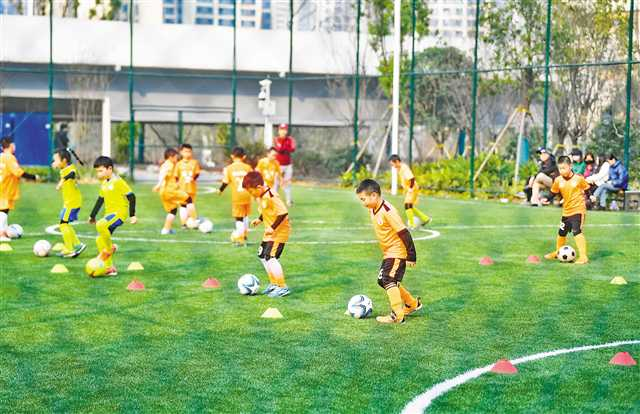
274, 123, 296, 206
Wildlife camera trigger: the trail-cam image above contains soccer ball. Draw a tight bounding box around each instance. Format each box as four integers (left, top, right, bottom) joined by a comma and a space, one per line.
33, 240, 52, 257
186, 217, 200, 229
409, 217, 422, 229
558, 245, 576, 263
237, 273, 260, 295
85, 258, 107, 277
198, 219, 213, 234
347, 294, 373, 319
7, 224, 23, 239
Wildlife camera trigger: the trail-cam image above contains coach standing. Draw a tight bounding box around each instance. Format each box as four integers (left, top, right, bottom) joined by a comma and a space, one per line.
274, 123, 296, 206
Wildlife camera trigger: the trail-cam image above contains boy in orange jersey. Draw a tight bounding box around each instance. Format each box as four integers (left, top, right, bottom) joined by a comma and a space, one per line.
0, 137, 38, 242
243, 171, 291, 297
218, 146, 253, 245
176, 144, 202, 228
544, 155, 591, 264
153, 148, 196, 235
255, 147, 282, 191
389, 155, 431, 229
356, 179, 422, 324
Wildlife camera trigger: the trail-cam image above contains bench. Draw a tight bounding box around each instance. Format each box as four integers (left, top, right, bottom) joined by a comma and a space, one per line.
613, 190, 640, 211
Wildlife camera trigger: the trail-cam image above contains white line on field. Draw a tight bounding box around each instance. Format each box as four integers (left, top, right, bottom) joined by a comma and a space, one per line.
401, 339, 640, 414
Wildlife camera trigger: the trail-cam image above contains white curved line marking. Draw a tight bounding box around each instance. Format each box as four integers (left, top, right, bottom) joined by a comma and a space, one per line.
44, 225, 440, 245
401, 339, 640, 414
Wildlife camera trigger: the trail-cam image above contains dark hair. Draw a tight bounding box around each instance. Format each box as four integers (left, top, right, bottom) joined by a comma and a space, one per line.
231, 146, 246, 158
93, 156, 114, 169
356, 179, 381, 195
608, 154, 618, 161
268, 147, 277, 152
164, 148, 178, 159
1, 136, 13, 149
388, 154, 401, 163
55, 149, 72, 163
584, 152, 595, 162
179, 143, 193, 150
570, 148, 583, 157
242, 171, 264, 189
557, 155, 572, 165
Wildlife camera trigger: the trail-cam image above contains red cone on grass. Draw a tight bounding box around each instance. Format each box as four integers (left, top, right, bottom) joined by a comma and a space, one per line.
527, 255, 540, 264
479, 256, 494, 266
127, 279, 145, 291
610, 352, 637, 366
202, 278, 221, 289
491, 359, 518, 374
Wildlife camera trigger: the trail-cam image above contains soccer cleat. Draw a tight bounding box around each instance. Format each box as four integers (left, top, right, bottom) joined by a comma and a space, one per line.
544, 251, 557, 260
68, 243, 87, 258
404, 297, 423, 316
104, 266, 118, 277
0, 236, 11, 242
421, 217, 433, 227
57, 250, 73, 258
262, 284, 278, 295
575, 257, 589, 265
268, 286, 290, 298
160, 229, 176, 235
376, 312, 405, 324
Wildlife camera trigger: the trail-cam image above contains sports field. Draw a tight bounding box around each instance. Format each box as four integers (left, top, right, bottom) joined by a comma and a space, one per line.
1, 182, 639, 412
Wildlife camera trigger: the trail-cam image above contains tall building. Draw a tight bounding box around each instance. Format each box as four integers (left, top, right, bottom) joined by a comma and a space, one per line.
271, 0, 355, 32
426, 0, 480, 51
163, 0, 270, 29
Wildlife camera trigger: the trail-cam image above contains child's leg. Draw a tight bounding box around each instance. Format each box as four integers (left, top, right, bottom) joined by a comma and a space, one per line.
0, 209, 9, 237
59, 222, 75, 251
378, 259, 406, 320
234, 217, 245, 235
162, 208, 177, 231
574, 215, 588, 263
412, 207, 430, 223
265, 242, 287, 287
96, 218, 114, 267
398, 283, 418, 309
404, 203, 415, 227
243, 216, 249, 235
179, 207, 188, 225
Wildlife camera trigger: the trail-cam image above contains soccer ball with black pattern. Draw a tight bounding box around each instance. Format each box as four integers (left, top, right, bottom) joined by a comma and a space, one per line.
237, 274, 260, 295
347, 295, 373, 319
558, 245, 576, 263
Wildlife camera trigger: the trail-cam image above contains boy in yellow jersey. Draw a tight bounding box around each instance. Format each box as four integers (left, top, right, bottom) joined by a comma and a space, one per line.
256, 147, 282, 191
243, 171, 291, 297
51, 149, 86, 258
89, 156, 137, 276
0, 137, 38, 242
389, 155, 431, 229
177, 143, 202, 227
544, 156, 591, 264
356, 179, 422, 324
153, 148, 196, 235
218, 146, 253, 245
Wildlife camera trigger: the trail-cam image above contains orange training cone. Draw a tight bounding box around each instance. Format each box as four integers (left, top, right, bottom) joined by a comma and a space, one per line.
479, 256, 494, 266
491, 359, 518, 374
202, 278, 221, 289
527, 255, 540, 264
127, 279, 145, 291
610, 352, 637, 366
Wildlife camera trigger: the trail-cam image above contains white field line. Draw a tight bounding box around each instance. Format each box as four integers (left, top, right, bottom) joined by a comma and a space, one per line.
401, 339, 640, 414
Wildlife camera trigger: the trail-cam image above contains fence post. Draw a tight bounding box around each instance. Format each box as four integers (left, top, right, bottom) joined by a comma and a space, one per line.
128, 0, 135, 181
287, 0, 293, 129
138, 122, 145, 163
542, 0, 552, 149
624, 0, 635, 171
178, 110, 183, 145
352, 0, 362, 184
469, 0, 481, 196
408, 0, 417, 167
230, 0, 238, 147
48, 0, 53, 164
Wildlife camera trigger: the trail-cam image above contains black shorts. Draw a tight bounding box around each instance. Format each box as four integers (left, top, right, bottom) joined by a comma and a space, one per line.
377, 258, 406, 290
258, 241, 285, 260
559, 213, 584, 236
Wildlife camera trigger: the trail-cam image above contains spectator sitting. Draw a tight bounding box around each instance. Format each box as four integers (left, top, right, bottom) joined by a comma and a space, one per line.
525, 147, 559, 207
571, 149, 586, 175
583, 152, 596, 178
591, 154, 628, 210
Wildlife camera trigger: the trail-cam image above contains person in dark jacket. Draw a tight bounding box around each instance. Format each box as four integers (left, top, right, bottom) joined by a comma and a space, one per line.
54, 123, 69, 151
525, 147, 559, 206
592, 154, 629, 209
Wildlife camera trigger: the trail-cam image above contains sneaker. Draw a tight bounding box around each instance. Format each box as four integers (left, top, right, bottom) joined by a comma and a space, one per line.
160, 229, 176, 235
57, 250, 73, 258
68, 243, 87, 258
262, 284, 278, 295
0, 236, 11, 242
421, 217, 432, 227
404, 297, 423, 316
543, 251, 557, 260
376, 312, 405, 324
268, 286, 290, 298
105, 266, 118, 277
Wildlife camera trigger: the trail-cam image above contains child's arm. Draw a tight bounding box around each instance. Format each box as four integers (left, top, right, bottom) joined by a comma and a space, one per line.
89, 197, 104, 224
153, 167, 168, 192
250, 215, 263, 228
127, 192, 137, 224
398, 229, 417, 265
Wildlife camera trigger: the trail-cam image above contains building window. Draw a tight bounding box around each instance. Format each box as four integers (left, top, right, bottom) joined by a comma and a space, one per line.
219, 7, 234, 15
218, 18, 235, 26
241, 20, 255, 27
241, 9, 255, 16
196, 6, 213, 14
241, 0, 256, 4
195, 17, 214, 24
261, 12, 272, 29
263, 0, 271, 8
219, 0, 234, 4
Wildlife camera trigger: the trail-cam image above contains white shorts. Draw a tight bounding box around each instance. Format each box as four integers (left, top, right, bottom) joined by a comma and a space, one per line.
282, 164, 293, 183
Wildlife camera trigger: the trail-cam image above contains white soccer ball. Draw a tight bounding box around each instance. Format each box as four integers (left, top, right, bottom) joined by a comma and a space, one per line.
33, 240, 52, 257
409, 217, 422, 228
186, 217, 201, 229
237, 273, 260, 295
198, 219, 213, 234
558, 245, 576, 263
347, 294, 373, 319
7, 224, 23, 239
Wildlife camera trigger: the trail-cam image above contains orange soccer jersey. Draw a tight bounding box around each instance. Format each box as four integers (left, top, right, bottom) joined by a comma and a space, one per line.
551, 173, 590, 217
370, 200, 409, 259
398, 163, 419, 204
177, 158, 201, 199
258, 188, 290, 243
159, 159, 189, 212
0, 152, 25, 210
256, 157, 281, 188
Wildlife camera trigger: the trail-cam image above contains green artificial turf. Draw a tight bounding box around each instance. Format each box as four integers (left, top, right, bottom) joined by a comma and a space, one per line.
1, 182, 639, 413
